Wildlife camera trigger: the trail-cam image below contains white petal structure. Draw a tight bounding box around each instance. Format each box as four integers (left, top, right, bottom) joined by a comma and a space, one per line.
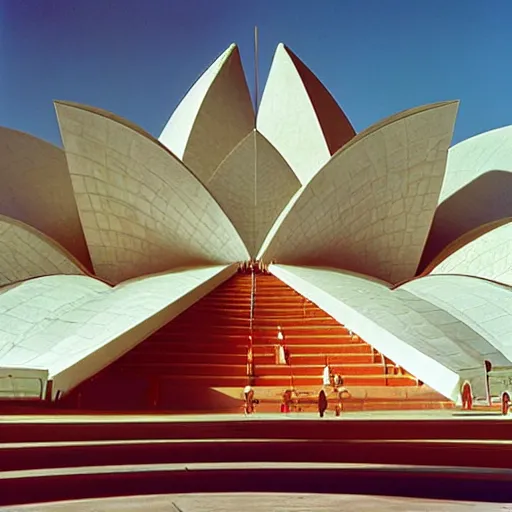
207, 130, 301, 256
420, 126, 512, 270
55, 101, 249, 284
0, 265, 235, 397
263, 101, 459, 283
7, 40, 510, 405
440, 125, 512, 203
159, 44, 254, 186
400, 275, 512, 363
0, 215, 86, 286
429, 219, 512, 285
0, 127, 91, 268
270, 265, 511, 401
257, 44, 355, 184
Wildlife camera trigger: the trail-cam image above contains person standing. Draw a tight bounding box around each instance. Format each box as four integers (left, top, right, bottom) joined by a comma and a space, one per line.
276, 326, 287, 365
318, 389, 328, 418
322, 363, 331, 388
335, 386, 350, 417
247, 337, 254, 380
244, 385, 256, 415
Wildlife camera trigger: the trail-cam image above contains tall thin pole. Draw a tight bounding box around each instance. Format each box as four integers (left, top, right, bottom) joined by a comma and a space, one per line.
253, 26, 259, 237
254, 26, 260, 117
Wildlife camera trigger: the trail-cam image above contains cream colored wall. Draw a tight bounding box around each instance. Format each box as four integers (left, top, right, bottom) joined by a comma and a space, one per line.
0, 367, 49, 399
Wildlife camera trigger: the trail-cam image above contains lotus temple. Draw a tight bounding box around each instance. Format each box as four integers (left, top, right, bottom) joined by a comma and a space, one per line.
1, 41, 512, 508
0, 41, 511, 412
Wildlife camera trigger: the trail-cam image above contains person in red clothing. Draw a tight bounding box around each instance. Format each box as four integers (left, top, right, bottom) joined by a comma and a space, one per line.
281, 389, 293, 413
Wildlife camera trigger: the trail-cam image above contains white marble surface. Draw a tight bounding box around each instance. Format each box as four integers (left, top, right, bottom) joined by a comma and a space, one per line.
270, 265, 510, 401
0, 265, 234, 396
401, 274, 512, 363
0, 127, 90, 266
431, 220, 512, 286
159, 44, 254, 187
0, 216, 84, 286
263, 102, 459, 284
440, 125, 512, 203
257, 44, 355, 184
208, 130, 301, 256
56, 102, 248, 283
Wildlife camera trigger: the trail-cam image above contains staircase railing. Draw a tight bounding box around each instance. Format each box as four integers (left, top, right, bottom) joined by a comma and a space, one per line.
250, 267, 256, 335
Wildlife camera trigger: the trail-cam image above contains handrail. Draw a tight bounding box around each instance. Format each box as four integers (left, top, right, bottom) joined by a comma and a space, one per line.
250, 267, 256, 337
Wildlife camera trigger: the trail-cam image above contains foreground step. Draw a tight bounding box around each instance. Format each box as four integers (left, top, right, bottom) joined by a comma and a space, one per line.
2, 462, 512, 506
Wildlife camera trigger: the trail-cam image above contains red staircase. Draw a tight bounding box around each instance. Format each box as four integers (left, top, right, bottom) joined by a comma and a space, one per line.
59, 271, 452, 412
60, 274, 253, 410
249, 274, 452, 411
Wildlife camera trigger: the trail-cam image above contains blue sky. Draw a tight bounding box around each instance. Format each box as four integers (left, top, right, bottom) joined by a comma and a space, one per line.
1, 0, 511, 146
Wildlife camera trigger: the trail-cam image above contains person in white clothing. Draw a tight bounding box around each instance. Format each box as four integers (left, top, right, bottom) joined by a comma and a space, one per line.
322, 364, 331, 387
275, 326, 287, 365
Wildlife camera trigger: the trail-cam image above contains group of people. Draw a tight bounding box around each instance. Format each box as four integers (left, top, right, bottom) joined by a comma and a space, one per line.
319, 361, 351, 418
238, 260, 274, 274
243, 325, 351, 417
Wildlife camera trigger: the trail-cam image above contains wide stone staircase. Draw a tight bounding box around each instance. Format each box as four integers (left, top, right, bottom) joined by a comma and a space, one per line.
60, 274, 252, 411
58, 270, 451, 412
246, 274, 451, 412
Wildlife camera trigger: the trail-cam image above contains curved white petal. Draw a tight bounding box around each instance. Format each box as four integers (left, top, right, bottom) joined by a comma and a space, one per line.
207, 130, 301, 256
55, 101, 249, 284
257, 44, 355, 184
429, 219, 512, 285
0, 216, 86, 286
263, 101, 459, 283
0, 265, 235, 397
159, 44, 254, 185
420, 126, 512, 270
399, 274, 512, 363
0, 127, 91, 268
271, 265, 510, 401
441, 125, 512, 202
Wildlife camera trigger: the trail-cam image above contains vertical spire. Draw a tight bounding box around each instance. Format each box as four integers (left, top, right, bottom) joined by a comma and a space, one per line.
253, 26, 259, 240
254, 26, 260, 118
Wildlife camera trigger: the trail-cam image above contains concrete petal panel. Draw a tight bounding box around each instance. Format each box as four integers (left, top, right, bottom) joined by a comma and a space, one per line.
0, 265, 235, 397
419, 126, 512, 271
400, 275, 512, 363
270, 265, 509, 401
159, 44, 254, 185
0, 127, 91, 269
441, 125, 512, 203
207, 130, 301, 256
0, 215, 86, 286
257, 44, 355, 184
55, 101, 249, 284
262, 102, 459, 284
429, 219, 512, 285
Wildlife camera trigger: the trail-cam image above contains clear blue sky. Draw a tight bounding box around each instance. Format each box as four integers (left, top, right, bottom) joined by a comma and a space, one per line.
1, 0, 511, 147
